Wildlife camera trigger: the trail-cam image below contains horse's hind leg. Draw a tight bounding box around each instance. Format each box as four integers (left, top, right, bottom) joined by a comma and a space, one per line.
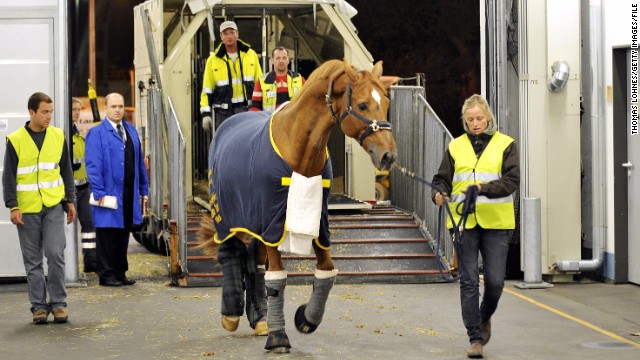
245, 238, 268, 336
295, 244, 337, 334
217, 237, 248, 332
264, 246, 291, 353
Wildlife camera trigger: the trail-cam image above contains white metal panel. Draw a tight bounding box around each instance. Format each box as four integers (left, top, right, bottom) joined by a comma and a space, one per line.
0, 19, 54, 277
0, 0, 57, 7
521, 0, 582, 276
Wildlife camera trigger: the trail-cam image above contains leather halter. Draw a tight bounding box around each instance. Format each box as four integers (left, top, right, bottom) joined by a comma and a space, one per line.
325, 79, 392, 145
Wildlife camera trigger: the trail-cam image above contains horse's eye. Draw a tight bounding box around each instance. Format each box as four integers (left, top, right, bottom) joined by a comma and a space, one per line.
357, 103, 368, 111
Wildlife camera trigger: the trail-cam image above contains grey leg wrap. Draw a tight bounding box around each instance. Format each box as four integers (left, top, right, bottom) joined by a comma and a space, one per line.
265, 271, 290, 351
265, 273, 287, 332
295, 269, 337, 333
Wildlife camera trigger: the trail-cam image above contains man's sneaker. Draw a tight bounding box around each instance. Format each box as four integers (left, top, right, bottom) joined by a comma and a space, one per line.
480, 319, 491, 345
32, 310, 49, 324
52, 307, 68, 324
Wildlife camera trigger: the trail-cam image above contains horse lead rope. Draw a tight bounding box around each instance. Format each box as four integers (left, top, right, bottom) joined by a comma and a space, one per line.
391, 162, 478, 282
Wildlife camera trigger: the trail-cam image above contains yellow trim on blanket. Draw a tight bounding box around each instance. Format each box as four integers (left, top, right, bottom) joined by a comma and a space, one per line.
281, 177, 331, 188
269, 112, 330, 162
213, 225, 328, 251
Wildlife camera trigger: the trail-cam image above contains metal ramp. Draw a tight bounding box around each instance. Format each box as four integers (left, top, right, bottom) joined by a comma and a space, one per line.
180, 204, 448, 287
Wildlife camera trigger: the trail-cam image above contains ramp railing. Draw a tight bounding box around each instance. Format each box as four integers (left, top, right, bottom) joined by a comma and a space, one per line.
166, 97, 187, 271
389, 86, 455, 268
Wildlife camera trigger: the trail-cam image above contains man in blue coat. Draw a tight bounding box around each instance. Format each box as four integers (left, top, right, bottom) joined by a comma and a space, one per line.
85, 93, 148, 287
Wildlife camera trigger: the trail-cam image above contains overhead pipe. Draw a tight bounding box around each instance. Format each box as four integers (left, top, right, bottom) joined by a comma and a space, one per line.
556, 0, 605, 272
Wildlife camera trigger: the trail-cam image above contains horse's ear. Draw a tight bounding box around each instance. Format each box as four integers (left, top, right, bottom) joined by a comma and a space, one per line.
372, 61, 383, 79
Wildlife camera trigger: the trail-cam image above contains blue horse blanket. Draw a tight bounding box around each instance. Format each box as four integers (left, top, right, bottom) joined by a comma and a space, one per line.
208, 111, 333, 249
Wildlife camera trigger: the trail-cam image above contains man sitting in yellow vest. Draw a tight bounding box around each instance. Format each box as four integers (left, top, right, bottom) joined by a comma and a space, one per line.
3, 92, 76, 325
250, 46, 305, 112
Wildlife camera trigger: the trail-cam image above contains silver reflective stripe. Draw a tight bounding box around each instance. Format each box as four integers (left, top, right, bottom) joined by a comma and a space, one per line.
203, 87, 213, 94
451, 194, 513, 204
452, 172, 501, 182
73, 157, 84, 165
16, 183, 38, 191
16, 165, 37, 175
39, 177, 64, 189
74, 178, 88, 186
82, 242, 96, 249
215, 79, 230, 86
231, 96, 245, 103
243, 75, 254, 82
200, 106, 211, 113
452, 173, 474, 182
38, 162, 59, 170
81, 232, 96, 240
474, 172, 501, 182
230, 78, 244, 85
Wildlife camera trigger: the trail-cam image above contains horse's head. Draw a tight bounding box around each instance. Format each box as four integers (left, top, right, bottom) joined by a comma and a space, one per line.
327, 60, 397, 170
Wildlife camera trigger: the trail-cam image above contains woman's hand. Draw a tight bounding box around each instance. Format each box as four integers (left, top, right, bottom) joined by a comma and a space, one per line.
435, 192, 450, 206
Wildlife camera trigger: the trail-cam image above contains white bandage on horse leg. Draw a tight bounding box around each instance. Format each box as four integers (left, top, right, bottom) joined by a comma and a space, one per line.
265, 271, 288, 332
304, 269, 338, 325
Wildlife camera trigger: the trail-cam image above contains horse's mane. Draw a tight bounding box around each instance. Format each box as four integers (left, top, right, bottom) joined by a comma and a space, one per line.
304, 59, 345, 82
290, 59, 386, 106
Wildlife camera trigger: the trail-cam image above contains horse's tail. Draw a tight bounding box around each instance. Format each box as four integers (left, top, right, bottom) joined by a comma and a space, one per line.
196, 215, 219, 259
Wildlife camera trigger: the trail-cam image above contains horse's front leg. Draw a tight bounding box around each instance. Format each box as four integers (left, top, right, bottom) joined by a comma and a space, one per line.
294, 243, 338, 334
264, 246, 291, 353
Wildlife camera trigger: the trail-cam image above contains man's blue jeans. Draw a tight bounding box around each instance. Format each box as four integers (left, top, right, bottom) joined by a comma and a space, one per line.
17, 204, 67, 313
458, 226, 511, 344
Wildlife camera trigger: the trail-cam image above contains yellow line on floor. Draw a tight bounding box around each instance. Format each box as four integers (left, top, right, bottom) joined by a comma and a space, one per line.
504, 287, 640, 348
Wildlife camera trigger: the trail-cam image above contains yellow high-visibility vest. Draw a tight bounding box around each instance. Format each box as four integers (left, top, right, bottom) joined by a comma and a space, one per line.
447, 132, 515, 229
258, 72, 304, 112
72, 132, 88, 186
7, 126, 65, 213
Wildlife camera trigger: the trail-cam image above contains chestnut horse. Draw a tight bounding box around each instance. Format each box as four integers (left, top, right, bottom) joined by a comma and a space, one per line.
199, 59, 397, 353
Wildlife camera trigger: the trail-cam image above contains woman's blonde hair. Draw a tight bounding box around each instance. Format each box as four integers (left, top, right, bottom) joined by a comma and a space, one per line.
461, 94, 497, 135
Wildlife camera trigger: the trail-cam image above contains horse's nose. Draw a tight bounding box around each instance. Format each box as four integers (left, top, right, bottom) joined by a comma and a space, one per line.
380, 151, 397, 170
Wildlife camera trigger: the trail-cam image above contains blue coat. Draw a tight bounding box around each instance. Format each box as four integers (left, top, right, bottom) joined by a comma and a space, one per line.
85, 119, 149, 228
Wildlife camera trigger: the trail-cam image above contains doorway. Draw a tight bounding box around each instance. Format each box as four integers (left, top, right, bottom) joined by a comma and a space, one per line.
613, 47, 640, 284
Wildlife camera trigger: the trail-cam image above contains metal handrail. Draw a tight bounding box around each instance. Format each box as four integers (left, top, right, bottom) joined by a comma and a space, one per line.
166, 97, 187, 271
389, 86, 455, 267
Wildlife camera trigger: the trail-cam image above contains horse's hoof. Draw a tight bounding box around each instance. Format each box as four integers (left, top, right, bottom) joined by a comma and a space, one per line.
221, 315, 239, 332
294, 304, 318, 334
254, 320, 268, 336
265, 330, 291, 352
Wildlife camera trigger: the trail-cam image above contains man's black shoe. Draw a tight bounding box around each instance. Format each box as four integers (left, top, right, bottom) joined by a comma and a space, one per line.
100, 279, 123, 287
118, 278, 136, 286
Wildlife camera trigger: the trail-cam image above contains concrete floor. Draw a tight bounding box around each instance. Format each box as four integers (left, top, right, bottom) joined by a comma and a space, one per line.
1, 241, 639, 359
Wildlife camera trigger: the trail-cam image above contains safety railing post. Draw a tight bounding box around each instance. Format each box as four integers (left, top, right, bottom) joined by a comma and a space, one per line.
514, 198, 553, 289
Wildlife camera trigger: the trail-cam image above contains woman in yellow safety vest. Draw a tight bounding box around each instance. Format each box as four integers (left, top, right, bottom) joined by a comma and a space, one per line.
431, 94, 520, 359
